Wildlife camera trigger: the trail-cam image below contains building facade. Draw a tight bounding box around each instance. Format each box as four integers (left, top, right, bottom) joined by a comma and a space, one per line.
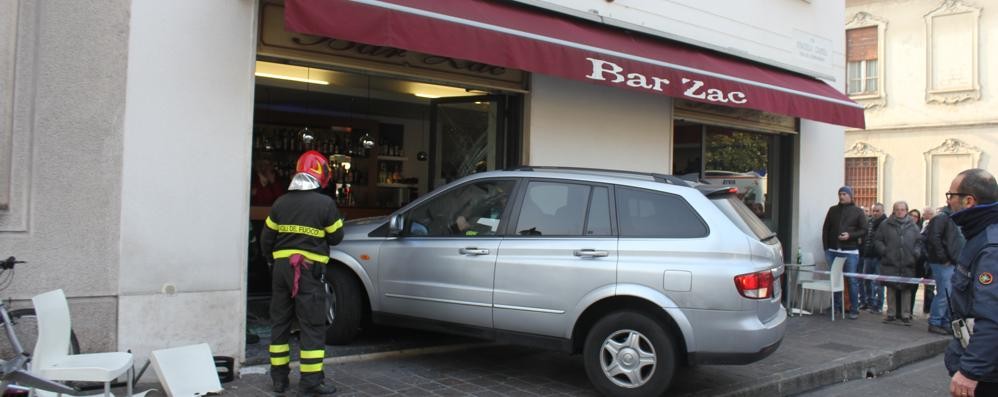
1, 0, 858, 366
844, 0, 995, 212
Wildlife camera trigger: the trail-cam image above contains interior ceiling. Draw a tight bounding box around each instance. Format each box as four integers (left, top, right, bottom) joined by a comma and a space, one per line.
254, 61, 485, 103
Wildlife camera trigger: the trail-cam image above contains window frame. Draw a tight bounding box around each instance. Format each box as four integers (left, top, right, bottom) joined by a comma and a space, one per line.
844, 141, 886, 208
846, 59, 878, 96
845, 13, 888, 108
505, 178, 617, 239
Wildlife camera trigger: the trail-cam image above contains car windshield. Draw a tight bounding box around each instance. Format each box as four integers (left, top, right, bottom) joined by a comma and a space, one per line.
710, 194, 777, 243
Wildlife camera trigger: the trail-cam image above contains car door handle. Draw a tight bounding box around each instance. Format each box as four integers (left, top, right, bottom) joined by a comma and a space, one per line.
574, 249, 609, 258
459, 247, 490, 256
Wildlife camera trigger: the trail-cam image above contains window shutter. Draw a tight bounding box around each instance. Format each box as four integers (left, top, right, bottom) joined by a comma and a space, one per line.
847, 27, 878, 61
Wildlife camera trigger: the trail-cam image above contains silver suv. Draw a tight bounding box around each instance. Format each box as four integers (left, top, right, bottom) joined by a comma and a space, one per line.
322, 167, 786, 396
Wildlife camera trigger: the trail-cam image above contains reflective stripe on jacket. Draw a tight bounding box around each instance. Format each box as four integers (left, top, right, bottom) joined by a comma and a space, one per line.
260, 189, 343, 264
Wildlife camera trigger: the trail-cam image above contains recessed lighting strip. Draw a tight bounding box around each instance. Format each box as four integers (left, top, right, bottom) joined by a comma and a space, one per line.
254, 72, 330, 85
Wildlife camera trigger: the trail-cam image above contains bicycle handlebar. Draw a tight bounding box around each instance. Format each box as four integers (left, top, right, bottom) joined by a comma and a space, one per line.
0, 257, 24, 271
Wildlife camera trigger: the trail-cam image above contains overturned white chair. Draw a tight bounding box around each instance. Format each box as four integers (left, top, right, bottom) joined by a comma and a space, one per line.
149, 343, 223, 397
796, 256, 846, 321
31, 289, 133, 397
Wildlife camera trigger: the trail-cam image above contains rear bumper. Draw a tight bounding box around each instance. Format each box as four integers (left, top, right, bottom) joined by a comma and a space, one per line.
682, 306, 787, 365
688, 337, 782, 365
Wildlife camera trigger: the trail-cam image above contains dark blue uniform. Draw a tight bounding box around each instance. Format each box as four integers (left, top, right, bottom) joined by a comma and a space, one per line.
945, 203, 998, 392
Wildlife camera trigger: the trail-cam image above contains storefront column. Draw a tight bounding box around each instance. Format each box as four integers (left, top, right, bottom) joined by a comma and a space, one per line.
117, 0, 258, 368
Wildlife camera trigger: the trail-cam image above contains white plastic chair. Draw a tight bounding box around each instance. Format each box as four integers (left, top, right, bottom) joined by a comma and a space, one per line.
149, 343, 223, 397
797, 256, 846, 321
31, 289, 133, 397
788, 252, 816, 316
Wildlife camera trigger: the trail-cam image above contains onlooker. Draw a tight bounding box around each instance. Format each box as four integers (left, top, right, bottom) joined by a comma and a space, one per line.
908, 207, 927, 316
944, 168, 998, 396
910, 208, 924, 230
923, 207, 937, 232
822, 186, 867, 319
925, 205, 964, 335
921, 207, 938, 315
251, 157, 286, 206
859, 203, 887, 313
875, 201, 923, 325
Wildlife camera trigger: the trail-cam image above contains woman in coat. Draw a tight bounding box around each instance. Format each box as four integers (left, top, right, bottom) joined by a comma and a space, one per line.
875, 201, 924, 324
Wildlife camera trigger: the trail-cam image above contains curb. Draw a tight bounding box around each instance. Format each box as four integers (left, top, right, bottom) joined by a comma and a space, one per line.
712, 338, 950, 396
239, 342, 493, 375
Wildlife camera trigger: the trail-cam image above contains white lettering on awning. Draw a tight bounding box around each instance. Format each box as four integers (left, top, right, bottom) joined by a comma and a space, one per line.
585, 57, 747, 104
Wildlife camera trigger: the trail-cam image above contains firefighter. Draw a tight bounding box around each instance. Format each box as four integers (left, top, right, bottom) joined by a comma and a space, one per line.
261, 150, 343, 396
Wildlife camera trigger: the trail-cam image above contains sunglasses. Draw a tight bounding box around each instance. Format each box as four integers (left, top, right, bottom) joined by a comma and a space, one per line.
945, 192, 974, 200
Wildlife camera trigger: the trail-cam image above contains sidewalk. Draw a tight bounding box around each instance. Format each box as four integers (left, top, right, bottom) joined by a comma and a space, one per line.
122, 309, 950, 396
669, 310, 950, 396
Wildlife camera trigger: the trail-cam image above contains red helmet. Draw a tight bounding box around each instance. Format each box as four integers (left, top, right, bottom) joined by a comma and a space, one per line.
295, 150, 331, 188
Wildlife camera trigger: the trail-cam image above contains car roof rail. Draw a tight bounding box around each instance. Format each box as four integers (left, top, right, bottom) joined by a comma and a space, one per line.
513, 166, 695, 187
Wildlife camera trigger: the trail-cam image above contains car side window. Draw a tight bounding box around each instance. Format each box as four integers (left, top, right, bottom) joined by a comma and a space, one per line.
515, 181, 590, 236
586, 186, 612, 236
615, 187, 707, 238
405, 179, 515, 237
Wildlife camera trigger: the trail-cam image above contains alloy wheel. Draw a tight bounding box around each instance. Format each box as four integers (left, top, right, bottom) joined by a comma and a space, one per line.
599, 329, 657, 388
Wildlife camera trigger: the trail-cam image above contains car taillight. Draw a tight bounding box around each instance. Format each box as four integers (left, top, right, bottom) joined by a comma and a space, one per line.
734, 270, 773, 299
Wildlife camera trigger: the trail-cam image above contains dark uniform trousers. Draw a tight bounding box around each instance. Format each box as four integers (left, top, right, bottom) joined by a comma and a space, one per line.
269, 257, 327, 388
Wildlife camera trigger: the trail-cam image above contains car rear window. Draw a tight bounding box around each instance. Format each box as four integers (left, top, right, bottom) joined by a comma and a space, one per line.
615, 187, 707, 238
710, 194, 777, 243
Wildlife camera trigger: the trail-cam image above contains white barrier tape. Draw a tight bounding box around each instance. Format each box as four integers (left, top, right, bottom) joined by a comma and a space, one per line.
797, 268, 936, 286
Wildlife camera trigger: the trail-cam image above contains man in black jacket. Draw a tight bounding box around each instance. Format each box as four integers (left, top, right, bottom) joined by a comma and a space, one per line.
859, 203, 886, 313
822, 186, 868, 319
926, 206, 965, 335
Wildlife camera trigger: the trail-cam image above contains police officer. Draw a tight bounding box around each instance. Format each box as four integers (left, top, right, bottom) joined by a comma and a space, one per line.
944, 168, 998, 397
261, 150, 344, 396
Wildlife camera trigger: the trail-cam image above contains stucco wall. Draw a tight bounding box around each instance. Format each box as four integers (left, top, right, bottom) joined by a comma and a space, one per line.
798, 121, 850, 263
847, 127, 994, 212
526, 74, 673, 173
0, 1, 130, 353
845, 0, 996, 213
846, 0, 996, 128
117, 0, 258, 364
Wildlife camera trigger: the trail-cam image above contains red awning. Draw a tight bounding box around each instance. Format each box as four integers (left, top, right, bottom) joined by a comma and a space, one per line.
285, 0, 865, 129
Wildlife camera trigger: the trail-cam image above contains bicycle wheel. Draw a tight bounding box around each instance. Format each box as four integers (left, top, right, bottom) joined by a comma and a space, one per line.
0, 308, 80, 357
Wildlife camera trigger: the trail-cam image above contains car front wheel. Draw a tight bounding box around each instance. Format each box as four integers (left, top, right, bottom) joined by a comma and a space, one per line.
583, 311, 676, 397
323, 265, 363, 345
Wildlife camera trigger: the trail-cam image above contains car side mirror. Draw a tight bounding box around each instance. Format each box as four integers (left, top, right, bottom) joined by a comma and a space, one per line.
388, 214, 404, 237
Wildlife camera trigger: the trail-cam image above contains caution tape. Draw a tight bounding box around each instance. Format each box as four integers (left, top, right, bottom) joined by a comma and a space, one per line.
797, 268, 936, 286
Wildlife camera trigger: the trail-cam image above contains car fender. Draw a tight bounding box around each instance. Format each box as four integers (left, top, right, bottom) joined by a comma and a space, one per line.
328, 250, 379, 311
616, 283, 695, 350
564, 283, 695, 350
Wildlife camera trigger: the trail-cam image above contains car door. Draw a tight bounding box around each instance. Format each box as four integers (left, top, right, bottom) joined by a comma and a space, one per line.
493, 180, 617, 337
377, 178, 517, 328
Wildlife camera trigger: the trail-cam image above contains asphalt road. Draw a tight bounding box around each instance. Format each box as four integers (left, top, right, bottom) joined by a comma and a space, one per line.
798, 353, 951, 396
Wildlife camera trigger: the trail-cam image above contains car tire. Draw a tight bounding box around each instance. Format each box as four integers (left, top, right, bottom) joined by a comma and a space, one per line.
583, 311, 676, 397
324, 265, 363, 345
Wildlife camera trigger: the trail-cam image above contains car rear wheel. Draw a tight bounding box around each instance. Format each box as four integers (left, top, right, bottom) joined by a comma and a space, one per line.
323, 265, 363, 345
583, 311, 675, 397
